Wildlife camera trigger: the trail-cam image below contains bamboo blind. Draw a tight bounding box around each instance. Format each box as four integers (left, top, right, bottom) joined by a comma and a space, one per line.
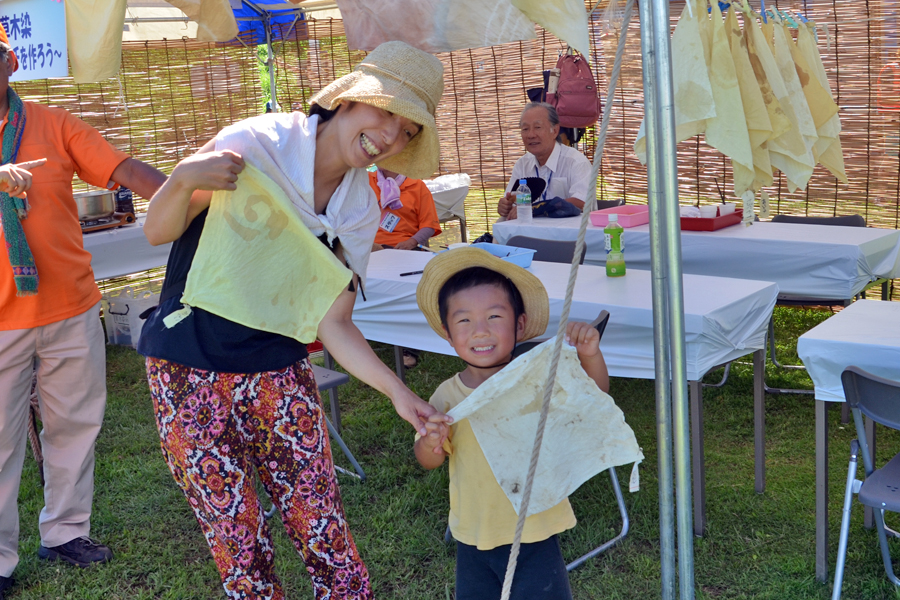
11, 1, 900, 233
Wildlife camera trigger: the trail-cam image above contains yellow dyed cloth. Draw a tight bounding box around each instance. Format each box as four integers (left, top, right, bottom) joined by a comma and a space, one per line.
167, 0, 239, 42
706, 0, 754, 196
445, 340, 643, 517
725, 7, 774, 191
178, 164, 351, 344
65, 0, 127, 83
512, 0, 590, 56
797, 24, 848, 183
773, 24, 817, 191
635, 0, 715, 163
337, 0, 537, 53
746, 16, 813, 192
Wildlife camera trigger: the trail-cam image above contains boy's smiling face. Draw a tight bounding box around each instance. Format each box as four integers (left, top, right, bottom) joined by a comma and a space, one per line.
443, 283, 527, 368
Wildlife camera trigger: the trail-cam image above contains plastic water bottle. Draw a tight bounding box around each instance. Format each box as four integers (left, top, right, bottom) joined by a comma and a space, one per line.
604, 213, 626, 277
515, 179, 532, 224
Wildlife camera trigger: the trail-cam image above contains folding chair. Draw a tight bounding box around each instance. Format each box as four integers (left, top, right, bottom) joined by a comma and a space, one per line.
445, 310, 626, 572
505, 235, 587, 266
595, 198, 626, 210
832, 367, 900, 599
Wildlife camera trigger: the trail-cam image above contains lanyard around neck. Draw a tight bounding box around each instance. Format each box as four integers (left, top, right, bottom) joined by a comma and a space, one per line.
534, 166, 552, 202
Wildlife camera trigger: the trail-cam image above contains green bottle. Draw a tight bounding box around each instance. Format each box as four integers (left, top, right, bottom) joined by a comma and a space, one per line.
604, 214, 626, 277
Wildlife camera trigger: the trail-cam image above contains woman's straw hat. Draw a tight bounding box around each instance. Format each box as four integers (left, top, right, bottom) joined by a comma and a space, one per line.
416, 247, 549, 342
310, 41, 444, 180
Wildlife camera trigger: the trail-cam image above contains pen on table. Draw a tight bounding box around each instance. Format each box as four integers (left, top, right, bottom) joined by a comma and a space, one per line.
400, 270, 425, 277
417, 244, 439, 253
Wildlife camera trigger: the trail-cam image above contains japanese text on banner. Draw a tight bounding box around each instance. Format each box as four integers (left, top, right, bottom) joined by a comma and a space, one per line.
0, 0, 68, 81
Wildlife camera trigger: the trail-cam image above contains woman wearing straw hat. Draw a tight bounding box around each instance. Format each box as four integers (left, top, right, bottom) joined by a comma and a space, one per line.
138, 41, 448, 599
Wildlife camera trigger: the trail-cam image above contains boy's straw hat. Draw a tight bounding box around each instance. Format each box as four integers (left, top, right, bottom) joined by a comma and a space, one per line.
416, 247, 549, 342
310, 41, 444, 180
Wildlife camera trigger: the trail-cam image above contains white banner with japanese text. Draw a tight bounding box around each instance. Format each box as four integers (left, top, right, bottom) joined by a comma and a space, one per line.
0, 0, 68, 81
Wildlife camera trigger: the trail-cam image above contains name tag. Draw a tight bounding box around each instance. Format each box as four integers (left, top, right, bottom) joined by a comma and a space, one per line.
380, 212, 400, 233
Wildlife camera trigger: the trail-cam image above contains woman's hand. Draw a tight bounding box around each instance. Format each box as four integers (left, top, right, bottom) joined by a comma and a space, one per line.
388, 384, 452, 438
170, 150, 245, 192
144, 142, 245, 245
0, 159, 45, 198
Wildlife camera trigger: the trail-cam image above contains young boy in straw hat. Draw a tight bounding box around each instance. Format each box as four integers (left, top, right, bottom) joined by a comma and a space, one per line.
414, 247, 609, 600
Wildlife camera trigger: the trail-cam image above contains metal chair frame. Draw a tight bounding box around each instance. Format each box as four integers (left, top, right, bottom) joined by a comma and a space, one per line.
505, 235, 587, 266
832, 367, 900, 599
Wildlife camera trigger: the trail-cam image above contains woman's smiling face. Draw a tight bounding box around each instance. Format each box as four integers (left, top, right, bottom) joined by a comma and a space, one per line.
333, 101, 421, 170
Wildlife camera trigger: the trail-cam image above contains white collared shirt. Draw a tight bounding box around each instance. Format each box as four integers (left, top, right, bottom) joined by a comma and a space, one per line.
505, 142, 594, 209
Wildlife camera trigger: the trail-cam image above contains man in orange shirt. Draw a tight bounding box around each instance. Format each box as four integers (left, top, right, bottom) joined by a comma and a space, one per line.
369, 167, 441, 250
369, 168, 442, 368
0, 28, 165, 598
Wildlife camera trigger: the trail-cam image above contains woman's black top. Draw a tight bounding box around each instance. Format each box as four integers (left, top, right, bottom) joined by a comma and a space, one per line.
137, 209, 309, 373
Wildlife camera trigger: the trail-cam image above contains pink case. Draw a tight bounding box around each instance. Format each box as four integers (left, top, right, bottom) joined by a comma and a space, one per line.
590, 205, 650, 228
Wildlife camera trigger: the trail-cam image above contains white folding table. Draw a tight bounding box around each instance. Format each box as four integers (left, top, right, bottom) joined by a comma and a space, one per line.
493, 218, 900, 301
797, 300, 900, 581
355, 249, 778, 535
83, 215, 172, 281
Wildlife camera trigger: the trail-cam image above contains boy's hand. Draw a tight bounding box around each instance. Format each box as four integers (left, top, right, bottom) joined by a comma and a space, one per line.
420, 414, 450, 454
566, 321, 600, 358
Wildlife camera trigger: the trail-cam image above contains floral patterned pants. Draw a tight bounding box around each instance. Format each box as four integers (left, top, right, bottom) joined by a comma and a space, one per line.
146, 357, 371, 600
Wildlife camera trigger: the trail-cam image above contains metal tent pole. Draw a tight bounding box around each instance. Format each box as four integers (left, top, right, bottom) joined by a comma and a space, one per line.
637, 1, 676, 598
264, 15, 278, 111
647, 0, 695, 596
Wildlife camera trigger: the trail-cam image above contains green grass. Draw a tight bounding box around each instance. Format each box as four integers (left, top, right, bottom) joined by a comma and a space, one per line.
8, 305, 900, 599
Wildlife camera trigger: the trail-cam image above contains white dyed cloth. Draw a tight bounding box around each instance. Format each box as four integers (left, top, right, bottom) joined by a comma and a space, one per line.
214, 113, 380, 283
336, 0, 590, 55
446, 340, 643, 517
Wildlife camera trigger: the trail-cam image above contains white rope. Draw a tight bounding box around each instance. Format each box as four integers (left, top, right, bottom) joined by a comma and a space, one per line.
498, 1, 635, 596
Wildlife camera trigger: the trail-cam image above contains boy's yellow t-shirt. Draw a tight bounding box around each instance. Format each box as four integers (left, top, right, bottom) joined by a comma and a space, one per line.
429, 373, 577, 551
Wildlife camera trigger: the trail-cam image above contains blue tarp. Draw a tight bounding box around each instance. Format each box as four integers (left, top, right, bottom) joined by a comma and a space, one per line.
232, 0, 304, 45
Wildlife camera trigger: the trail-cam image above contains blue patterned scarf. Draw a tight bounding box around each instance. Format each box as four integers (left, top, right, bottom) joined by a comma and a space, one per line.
0, 87, 36, 295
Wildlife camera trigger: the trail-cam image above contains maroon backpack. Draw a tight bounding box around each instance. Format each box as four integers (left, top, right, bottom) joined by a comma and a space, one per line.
546, 49, 601, 128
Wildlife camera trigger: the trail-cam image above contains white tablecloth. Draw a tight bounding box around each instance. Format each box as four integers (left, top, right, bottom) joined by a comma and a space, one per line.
354, 249, 778, 381
493, 218, 900, 301
424, 174, 469, 223
83, 216, 172, 281
797, 300, 900, 402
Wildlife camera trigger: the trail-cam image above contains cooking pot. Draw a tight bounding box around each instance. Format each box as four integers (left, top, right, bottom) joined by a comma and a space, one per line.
75, 189, 117, 221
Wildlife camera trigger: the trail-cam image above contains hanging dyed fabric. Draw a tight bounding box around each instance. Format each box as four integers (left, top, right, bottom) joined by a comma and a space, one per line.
634, 0, 715, 163
745, 14, 813, 192
705, 0, 754, 196
796, 23, 848, 183
725, 6, 775, 191
773, 22, 818, 190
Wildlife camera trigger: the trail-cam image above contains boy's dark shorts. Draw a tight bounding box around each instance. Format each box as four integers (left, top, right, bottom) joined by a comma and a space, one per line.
455, 534, 573, 600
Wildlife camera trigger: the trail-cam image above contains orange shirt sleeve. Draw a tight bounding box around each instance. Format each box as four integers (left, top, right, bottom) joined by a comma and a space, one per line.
58, 107, 130, 187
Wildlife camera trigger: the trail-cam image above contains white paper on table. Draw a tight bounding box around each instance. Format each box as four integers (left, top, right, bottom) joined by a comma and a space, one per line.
446, 340, 643, 517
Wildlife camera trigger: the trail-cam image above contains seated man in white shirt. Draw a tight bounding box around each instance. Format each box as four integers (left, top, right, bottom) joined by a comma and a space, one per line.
497, 102, 593, 220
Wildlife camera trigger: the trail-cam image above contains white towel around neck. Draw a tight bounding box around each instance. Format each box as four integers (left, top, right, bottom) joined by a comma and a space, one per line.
214, 112, 380, 283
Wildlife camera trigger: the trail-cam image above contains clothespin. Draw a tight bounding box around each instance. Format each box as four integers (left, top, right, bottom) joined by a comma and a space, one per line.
760, 0, 767, 22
